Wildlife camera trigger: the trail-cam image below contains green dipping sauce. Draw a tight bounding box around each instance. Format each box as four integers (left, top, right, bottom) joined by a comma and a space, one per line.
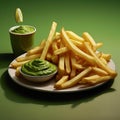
21, 59, 57, 76
12, 25, 35, 34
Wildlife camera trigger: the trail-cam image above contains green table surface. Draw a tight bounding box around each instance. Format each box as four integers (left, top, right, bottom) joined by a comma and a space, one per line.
0, 0, 120, 120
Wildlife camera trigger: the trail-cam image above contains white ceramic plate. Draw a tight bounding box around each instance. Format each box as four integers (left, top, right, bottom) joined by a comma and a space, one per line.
8, 54, 116, 93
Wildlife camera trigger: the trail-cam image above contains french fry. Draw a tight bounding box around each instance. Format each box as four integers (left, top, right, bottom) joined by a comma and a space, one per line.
82, 75, 113, 85
96, 42, 103, 49
27, 46, 40, 55
100, 57, 108, 65
54, 47, 68, 55
52, 39, 59, 51
70, 54, 77, 78
96, 52, 102, 58
64, 52, 71, 74
26, 40, 46, 56
73, 63, 85, 70
10, 60, 29, 69
92, 67, 108, 76
61, 28, 94, 65
51, 55, 59, 64
15, 67, 21, 77
58, 54, 65, 76
84, 42, 117, 76
80, 75, 100, 84
40, 22, 57, 60
16, 54, 40, 62
54, 32, 61, 40
66, 31, 84, 42
70, 39, 84, 49
54, 75, 69, 89
82, 32, 96, 51
59, 67, 92, 89
57, 39, 66, 76
48, 40, 59, 64
46, 52, 52, 61
101, 53, 111, 62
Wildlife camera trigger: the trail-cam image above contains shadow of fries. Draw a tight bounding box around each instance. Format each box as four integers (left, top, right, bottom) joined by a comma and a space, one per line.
0, 70, 115, 108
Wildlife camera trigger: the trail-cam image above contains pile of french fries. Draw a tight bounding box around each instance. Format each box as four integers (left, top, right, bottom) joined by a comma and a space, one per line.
10, 21, 117, 89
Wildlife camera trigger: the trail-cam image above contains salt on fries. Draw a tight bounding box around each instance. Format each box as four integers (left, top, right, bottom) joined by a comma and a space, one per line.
10, 21, 117, 89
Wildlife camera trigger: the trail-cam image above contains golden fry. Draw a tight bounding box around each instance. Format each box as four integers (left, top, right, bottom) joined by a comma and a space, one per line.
92, 67, 108, 76
54, 32, 61, 40
84, 42, 117, 77
54, 75, 69, 89
26, 40, 46, 56
82, 32, 96, 51
66, 31, 84, 42
82, 75, 113, 85
61, 28, 94, 65
100, 57, 108, 65
73, 63, 85, 70
59, 67, 92, 89
101, 53, 111, 61
54, 47, 68, 55
52, 39, 59, 51
46, 52, 52, 61
15, 67, 21, 77
16, 54, 40, 62
40, 22, 57, 60
96, 42, 103, 49
64, 52, 71, 74
27, 46, 40, 55
70, 39, 84, 49
58, 54, 65, 75
51, 55, 59, 64
70, 55, 77, 78
10, 60, 29, 69
80, 75, 100, 84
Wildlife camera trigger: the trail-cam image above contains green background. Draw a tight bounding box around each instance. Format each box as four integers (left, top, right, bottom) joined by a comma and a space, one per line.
0, 0, 120, 120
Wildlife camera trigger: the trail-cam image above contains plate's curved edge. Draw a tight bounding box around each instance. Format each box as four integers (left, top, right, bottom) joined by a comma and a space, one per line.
8, 54, 116, 93
8, 68, 109, 93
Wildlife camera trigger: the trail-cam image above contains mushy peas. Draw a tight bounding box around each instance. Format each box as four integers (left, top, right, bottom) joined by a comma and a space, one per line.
21, 59, 57, 76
